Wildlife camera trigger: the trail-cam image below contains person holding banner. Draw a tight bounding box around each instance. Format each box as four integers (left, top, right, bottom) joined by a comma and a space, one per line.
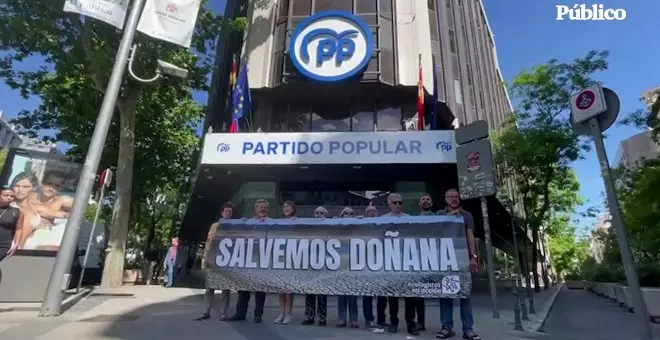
228, 199, 270, 323
436, 189, 481, 340
301, 206, 329, 326
196, 202, 233, 321
361, 204, 378, 328
336, 207, 359, 328
375, 193, 409, 334
0, 187, 23, 262
274, 200, 297, 325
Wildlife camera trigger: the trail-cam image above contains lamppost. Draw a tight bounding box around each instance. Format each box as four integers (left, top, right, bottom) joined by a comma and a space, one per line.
39, 0, 189, 315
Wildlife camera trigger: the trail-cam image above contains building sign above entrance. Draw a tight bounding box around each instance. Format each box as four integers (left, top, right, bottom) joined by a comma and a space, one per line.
289, 10, 374, 83
201, 131, 457, 165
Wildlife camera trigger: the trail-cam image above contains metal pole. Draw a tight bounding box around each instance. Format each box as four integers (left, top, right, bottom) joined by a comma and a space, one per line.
39, 0, 146, 317
512, 275, 523, 331
507, 199, 528, 323
76, 185, 107, 293
480, 196, 499, 319
589, 118, 653, 340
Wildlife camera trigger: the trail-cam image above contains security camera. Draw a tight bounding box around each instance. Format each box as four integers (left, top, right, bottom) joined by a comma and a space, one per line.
157, 59, 189, 79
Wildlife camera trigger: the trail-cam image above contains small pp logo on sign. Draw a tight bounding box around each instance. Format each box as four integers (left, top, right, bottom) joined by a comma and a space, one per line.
575, 90, 595, 110
556, 4, 627, 21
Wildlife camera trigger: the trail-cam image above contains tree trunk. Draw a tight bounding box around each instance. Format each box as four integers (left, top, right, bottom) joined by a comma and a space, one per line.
101, 97, 137, 288
531, 224, 541, 292
539, 234, 551, 289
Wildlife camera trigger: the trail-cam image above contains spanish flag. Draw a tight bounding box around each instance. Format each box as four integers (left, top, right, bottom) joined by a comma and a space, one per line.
417, 54, 425, 131
229, 54, 237, 88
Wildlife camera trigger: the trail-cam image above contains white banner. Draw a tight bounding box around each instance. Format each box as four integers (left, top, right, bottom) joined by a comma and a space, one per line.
63, 0, 129, 29
201, 131, 457, 165
137, 0, 201, 48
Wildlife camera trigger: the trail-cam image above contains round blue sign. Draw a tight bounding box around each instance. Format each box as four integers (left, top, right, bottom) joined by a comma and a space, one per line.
288, 10, 374, 83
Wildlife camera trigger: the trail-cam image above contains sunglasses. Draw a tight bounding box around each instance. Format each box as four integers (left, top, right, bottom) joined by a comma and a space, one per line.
343, 212, 355, 216
314, 211, 326, 216
391, 201, 403, 205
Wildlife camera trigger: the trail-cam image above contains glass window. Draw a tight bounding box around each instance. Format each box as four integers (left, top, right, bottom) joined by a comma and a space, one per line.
429, 11, 439, 39
377, 105, 402, 131
379, 0, 392, 14
314, 0, 351, 12
428, 0, 435, 10
452, 55, 459, 78
311, 103, 350, 132
278, 0, 289, 19
271, 103, 311, 132
466, 64, 472, 85
274, 23, 286, 51
292, 0, 311, 16
271, 51, 284, 86
454, 79, 463, 105
449, 30, 457, 53
351, 103, 375, 131
357, 0, 377, 13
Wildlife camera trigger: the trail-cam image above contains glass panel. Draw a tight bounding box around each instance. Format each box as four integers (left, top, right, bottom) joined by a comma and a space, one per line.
314, 0, 351, 12
271, 103, 311, 132
377, 105, 402, 131
449, 30, 457, 53
357, 0, 377, 13
379, 0, 392, 15
351, 103, 375, 131
358, 14, 378, 26
274, 23, 286, 51
311, 103, 351, 132
402, 103, 416, 120
429, 10, 438, 39
469, 86, 476, 108
428, 0, 435, 10
479, 90, 485, 108
366, 56, 378, 72
278, 0, 290, 19
436, 67, 445, 101
447, 6, 454, 28
466, 64, 472, 85
452, 55, 459, 78
292, 0, 311, 16
454, 79, 463, 105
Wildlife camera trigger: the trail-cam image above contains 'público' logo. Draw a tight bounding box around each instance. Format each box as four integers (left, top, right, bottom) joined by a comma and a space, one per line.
217, 143, 230, 152
555, 4, 627, 21
289, 10, 374, 83
436, 141, 452, 152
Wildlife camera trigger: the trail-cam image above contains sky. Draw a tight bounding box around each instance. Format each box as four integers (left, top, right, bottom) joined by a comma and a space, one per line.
0, 0, 658, 231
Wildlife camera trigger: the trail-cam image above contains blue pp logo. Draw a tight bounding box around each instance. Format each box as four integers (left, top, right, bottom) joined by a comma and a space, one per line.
289, 10, 374, 83
436, 141, 452, 152
217, 143, 230, 152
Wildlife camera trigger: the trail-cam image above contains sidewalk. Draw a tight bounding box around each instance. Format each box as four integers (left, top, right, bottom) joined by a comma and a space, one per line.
0, 284, 557, 340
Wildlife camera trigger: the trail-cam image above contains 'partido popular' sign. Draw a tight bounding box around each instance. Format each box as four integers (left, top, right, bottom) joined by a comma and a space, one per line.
204, 215, 472, 298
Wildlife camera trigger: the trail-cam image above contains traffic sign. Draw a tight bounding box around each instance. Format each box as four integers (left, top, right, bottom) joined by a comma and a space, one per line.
571, 84, 607, 124
571, 87, 620, 135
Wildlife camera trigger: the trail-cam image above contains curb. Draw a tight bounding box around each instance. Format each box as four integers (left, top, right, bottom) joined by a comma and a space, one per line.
523, 283, 563, 333
60, 287, 94, 313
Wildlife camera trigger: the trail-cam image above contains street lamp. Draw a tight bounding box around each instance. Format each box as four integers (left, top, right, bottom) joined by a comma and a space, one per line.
127, 44, 189, 83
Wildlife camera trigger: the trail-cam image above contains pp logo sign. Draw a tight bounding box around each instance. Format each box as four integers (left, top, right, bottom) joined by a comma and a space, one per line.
289, 10, 374, 83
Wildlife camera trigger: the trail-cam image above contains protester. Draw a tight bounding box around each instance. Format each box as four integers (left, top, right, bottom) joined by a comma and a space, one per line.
228, 199, 270, 323
375, 193, 409, 333
336, 207, 359, 328
0, 187, 23, 262
196, 202, 233, 321
163, 237, 181, 288
361, 204, 378, 328
275, 200, 297, 324
301, 206, 329, 326
436, 189, 481, 340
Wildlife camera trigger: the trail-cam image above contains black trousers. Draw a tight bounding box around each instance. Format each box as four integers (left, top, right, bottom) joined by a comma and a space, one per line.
235, 291, 266, 318
404, 297, 425, 328
376, 296, 399, 326
304, 294, 327, 321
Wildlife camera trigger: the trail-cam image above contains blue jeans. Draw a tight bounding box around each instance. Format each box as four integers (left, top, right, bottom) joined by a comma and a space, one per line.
362, 296, 374, 322
165, 264, 175, 287
337, 296, 358, 322
439, 298, 474, 333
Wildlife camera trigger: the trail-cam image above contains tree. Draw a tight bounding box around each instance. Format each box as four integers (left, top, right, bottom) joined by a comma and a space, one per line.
0, 148, 8, 171
493, 50, 609, 291
0, 1, 246, 287
546, 215, 588, 280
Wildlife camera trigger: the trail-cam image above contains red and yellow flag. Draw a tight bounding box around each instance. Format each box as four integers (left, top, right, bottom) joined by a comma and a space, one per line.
416, 54, 425, 131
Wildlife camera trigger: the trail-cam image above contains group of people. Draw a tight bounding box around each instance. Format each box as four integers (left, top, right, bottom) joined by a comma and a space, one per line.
0, 170, 74, 261
195, 189, 481, 340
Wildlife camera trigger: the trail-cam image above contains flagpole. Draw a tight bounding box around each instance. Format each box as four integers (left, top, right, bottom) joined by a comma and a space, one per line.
40, 0, 146, 316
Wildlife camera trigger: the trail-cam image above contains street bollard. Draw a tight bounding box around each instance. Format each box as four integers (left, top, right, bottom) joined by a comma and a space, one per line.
512, 275, 523, 331
520, 281, 530, 321
528, 285, 536, 314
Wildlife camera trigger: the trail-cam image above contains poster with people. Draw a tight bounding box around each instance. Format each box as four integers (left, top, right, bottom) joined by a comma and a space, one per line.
0, 148, 82, 252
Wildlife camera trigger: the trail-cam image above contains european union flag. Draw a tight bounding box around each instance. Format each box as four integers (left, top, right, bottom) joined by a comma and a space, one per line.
230, 63, 251, 133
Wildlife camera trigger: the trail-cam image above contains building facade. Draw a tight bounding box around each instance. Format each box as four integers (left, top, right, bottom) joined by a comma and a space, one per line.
182, 0, 525, 256
614, 131, 660, 168
0, 111, 22, 149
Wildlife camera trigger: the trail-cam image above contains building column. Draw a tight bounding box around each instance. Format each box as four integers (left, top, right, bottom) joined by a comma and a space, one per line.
392, 182, 427, 214
231, 182, 278, 218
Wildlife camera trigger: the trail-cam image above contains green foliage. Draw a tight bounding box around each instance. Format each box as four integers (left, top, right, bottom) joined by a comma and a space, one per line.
546, 215, 588, 279
0, 148, 8, 172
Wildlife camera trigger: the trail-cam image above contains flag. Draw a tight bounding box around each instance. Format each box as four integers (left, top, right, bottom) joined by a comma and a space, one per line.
431, 59, 439, 130
137, 0, 202, 48
63, 0, 128, 29
229, 55, 238, 88
416, 54, 425, 131
229, 63, 251, 133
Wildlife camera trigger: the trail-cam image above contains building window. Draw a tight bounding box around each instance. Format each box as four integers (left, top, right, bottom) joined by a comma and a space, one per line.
314, 0, 351, 12
479, 90, 485, 109
311, 103, 351, 132
454, 79, 463, 105
292, 0, 312, 16
377, 104, 402, 131
449, 30, 457, 53
466, 64, 473, 85
351, 103, 375, 131
428, 0, 435, 10
429, 10, 439, 39
452, 55, 459, 79
356, 0, 377, 13
278, 0, 289, 19
271, 103, 311, 132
